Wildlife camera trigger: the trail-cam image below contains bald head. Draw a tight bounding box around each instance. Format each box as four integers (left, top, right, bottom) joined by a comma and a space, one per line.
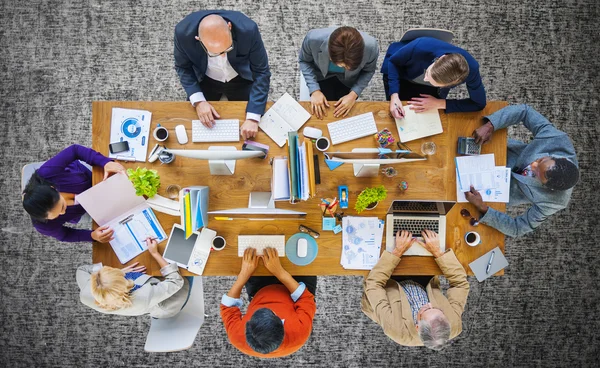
197, 14, 232, 55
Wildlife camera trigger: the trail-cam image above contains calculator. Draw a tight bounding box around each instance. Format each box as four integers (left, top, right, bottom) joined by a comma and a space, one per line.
457, 137, 482, 155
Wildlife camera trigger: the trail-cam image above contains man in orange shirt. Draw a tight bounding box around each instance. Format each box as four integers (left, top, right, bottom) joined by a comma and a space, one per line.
220, 248, 317, 358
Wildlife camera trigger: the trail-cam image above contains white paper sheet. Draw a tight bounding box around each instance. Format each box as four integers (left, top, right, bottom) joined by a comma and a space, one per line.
340, 217, 385, 270
455, 154, 497, 192
394, 107, 443, 142
109, 108, 151, 162
272, 158, 291, 201
457, 166, 511, 203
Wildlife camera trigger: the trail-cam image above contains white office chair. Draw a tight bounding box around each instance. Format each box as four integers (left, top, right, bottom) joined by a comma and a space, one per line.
399, 28, 454, 43
299, 72, 311, 101
144, 277, 206, 352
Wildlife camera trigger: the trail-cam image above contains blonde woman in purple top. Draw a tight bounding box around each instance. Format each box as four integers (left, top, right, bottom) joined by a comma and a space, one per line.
22, 145, 125, 242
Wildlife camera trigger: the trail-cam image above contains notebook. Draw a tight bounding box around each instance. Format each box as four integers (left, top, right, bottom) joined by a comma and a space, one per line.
179, 186, 209, 239
75, 173, 167, 264
259, 93, 311, 147
469, 246, 509, 282
394, 107, 443, 142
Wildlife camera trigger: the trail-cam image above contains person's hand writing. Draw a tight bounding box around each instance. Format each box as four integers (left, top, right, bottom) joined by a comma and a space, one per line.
417, 229, 443, 258
407, 94, 446, 112
195, 101, 221, 128
239, 248, 259, 279
333, 91, 358, 118
464, 185, 489, 214
91, 225, 114, 243
391, 230, 414, 258
240, 119, 259, 140
103, 162, 126, 181
310, 90, 330, 119
389, 93, 405, 119
121, 261, 147, 274
473, 120, 495, 145
262, 247, 285, 277
145, 238, 159, 255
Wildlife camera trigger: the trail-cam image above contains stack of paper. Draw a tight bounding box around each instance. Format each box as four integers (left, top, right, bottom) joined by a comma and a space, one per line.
259, 93, 311, 147
340, 217, 385, 270
455, 154, 510, 203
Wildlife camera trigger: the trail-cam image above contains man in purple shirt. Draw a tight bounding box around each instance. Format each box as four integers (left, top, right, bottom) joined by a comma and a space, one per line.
22, 145, 125, 242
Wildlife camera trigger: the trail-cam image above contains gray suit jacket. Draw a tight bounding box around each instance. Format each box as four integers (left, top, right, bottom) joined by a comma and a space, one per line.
298, 27, 379, 97
77, 263, 189, 319
479, 104, 578, 237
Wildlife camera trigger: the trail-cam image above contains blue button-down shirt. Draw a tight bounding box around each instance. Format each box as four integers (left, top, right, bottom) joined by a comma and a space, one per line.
221, 282, 307, 307
398, 280, 429, 323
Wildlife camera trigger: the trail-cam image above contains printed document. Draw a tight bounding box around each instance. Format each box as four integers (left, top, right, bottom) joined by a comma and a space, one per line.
340, 217, 385, 270
457, 166, 510, 203
455, 154, 497, 192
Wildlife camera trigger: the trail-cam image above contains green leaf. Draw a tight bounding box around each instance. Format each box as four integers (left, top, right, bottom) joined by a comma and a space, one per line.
354, 185, 387, 214
127, 167, 161, 197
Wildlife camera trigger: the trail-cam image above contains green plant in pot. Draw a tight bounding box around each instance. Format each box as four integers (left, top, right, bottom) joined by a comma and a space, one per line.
355, 185, 387, 213
127, 167, 161, 198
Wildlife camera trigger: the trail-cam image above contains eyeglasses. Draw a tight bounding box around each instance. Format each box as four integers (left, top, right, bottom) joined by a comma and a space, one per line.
299, 225, 320, 239
460, 209, 479, 226
198, 32, 234, 57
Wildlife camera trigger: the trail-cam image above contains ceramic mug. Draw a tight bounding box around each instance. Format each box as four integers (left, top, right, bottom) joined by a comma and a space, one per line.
465, 231, 481, 246
212, 236, 226, 251
315, 137, 330, 151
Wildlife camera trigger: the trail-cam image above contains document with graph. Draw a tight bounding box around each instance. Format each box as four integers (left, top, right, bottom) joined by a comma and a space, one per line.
259, 93, 311, 147
76, 173, 167, 263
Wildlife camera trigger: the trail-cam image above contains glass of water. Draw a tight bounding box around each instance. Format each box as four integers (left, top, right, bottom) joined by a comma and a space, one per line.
420, 141, 437, 155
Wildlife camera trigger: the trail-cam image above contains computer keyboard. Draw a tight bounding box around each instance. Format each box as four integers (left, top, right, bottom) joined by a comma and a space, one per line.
238, 235, 286, 257
327, 112, 378, 145
393, 219, 440, 235
192, 119, 240, 142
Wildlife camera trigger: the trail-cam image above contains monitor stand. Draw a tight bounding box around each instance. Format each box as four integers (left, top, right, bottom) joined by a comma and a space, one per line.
208, 146, 236, 175
248, 192, 275, 209
352, 148, 380, 177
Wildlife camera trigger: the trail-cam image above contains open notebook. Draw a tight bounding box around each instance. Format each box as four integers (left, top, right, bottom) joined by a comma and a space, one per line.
75, 173, 167, 264
394, 106, 443, 142
259, 93, 311, 147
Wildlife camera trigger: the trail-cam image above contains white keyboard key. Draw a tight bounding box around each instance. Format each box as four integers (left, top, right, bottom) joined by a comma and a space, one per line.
327, 112, 378, 145
192, 119, 240, 142
238, 235, 286, 257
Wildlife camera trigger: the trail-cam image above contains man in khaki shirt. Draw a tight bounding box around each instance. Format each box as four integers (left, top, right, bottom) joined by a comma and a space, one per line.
361, 230, 470, 350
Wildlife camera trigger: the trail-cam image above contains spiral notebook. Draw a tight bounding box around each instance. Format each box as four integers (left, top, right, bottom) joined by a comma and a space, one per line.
259, 93, 311, 147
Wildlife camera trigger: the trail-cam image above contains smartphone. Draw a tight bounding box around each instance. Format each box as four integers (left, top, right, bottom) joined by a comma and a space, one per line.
109, 141, 130, 154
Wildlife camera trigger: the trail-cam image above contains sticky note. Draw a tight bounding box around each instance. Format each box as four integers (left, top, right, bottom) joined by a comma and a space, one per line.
322, 217, 336, 231
333, 224, 342, 234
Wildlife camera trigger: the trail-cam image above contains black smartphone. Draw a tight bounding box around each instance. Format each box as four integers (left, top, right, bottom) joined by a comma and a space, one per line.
109, 141, 130, 154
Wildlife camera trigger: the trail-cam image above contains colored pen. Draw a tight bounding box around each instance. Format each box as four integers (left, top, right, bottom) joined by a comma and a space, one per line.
394, 102, 405, 118
485, 250, 495, 274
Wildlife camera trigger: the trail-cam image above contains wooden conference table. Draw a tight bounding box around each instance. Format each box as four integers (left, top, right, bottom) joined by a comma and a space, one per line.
91, 100, 508, 276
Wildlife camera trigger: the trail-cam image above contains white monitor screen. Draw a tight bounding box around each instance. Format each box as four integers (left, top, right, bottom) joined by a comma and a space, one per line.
163, 226, 197, 266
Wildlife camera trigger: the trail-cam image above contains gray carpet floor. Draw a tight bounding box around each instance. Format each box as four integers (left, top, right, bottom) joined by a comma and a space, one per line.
1, 0, 600, 367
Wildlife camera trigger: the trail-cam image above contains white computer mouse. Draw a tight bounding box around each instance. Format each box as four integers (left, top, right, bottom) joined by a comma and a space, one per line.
297, 238, 308, 258
303, 127, 323, 139
175, 125, 188, 144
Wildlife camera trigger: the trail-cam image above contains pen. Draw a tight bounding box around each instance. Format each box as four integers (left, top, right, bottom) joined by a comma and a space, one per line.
485, 250, 495, 274
394, 102, 405, 118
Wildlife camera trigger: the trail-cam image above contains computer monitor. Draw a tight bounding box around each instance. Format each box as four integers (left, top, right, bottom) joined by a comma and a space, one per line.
208, 192, 306, 220
151, 146, 265, 175
325, 148, 426, 177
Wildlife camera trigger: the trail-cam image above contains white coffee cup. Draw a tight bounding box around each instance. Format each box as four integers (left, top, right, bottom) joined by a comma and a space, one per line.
315, 137, 330, 151
464, 231, 481, 246
153, 126, 169, 142
212, 236, 226, 251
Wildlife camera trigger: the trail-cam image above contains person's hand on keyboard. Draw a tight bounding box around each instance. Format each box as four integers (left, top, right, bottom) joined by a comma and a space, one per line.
333, 91, 358, 118
239, 248, 259, 279
262, 247, 285, 277
414, 230, 443, 258
195, 101, 221, 128
240, 119, 259, 140
310, 90, 330, 119
391, 230, 415, 258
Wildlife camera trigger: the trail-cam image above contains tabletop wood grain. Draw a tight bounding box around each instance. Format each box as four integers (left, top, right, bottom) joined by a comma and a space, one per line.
92, 100, 508, 276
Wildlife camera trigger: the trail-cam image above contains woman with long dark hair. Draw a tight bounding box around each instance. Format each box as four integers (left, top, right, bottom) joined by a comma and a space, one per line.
22, 144, 125, 242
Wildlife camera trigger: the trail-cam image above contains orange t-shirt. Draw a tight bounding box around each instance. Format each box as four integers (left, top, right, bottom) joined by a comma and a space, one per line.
220, 284, 317, 358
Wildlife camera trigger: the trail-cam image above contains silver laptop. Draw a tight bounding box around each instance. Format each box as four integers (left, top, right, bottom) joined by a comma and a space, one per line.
385, 200, 455, 256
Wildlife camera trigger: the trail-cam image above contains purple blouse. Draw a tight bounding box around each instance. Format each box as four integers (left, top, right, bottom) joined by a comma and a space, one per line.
32, 145, 112, 242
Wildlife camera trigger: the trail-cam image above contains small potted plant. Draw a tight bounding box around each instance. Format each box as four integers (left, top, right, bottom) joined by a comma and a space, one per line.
355, 185, 387, 213
127, 167, 161, 198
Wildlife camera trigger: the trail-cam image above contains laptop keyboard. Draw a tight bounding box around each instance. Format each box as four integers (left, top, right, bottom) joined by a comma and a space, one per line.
393, 219, 440, 235
392, 201, 438, 213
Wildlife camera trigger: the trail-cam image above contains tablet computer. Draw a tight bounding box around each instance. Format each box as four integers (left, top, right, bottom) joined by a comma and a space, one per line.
162, 224, 200, 269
